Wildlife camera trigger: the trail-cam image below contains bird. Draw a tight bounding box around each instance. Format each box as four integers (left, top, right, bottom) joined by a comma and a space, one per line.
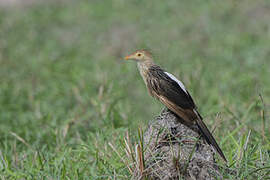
124, 49, 227, 162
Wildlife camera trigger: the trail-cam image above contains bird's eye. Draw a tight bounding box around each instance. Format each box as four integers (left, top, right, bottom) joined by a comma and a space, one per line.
137, 53, 142, 57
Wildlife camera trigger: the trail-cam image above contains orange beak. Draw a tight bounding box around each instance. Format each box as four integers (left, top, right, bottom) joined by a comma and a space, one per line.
124, 55, 131, 60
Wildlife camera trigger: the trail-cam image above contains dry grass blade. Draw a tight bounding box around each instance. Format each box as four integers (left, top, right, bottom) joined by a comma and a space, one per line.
10, 132, 33, 151
135, 144, 144, 177
124, 132, 134, 160
123, 132, 136, 167
244, 130, 251, 151
108, 142, 133, 174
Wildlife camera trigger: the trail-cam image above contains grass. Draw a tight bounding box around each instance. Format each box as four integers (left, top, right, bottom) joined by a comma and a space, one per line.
0, 0, 270, 179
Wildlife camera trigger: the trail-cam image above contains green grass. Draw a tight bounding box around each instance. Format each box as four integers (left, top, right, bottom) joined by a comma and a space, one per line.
0, 0, 270, 179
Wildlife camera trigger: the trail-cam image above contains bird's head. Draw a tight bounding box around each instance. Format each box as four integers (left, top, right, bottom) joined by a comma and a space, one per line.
124, 49, 153, 62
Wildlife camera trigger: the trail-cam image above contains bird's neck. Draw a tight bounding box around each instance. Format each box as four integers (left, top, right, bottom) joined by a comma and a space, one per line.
137, 60, 154, 84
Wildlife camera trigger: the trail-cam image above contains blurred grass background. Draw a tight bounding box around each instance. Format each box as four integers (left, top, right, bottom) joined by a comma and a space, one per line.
0, 0, 270, 179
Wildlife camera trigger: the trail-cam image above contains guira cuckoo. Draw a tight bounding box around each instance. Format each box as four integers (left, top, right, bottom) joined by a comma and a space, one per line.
125, 49, 227, 162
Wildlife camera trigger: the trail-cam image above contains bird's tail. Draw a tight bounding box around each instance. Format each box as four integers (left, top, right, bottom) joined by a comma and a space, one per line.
194, 110, 227, 162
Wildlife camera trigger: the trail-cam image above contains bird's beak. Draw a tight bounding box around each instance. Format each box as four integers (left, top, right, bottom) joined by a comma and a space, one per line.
124, 55, 131, 60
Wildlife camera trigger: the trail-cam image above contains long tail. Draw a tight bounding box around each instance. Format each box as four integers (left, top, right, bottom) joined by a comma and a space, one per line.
194, 110, 227, 162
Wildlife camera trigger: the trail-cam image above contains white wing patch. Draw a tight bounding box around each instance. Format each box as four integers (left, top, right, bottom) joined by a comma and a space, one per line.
165, 72, 188, 94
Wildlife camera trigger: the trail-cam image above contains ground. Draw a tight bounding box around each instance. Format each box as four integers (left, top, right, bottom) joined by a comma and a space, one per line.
0, 0, 269, 179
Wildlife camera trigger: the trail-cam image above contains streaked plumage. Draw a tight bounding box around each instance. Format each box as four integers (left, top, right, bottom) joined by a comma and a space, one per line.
125, 49, 227, 162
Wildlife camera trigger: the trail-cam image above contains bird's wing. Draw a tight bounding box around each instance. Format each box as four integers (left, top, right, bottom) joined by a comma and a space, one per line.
147, 66, 196, 110
157, 95, 194, 123
164, 72, 187, 94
